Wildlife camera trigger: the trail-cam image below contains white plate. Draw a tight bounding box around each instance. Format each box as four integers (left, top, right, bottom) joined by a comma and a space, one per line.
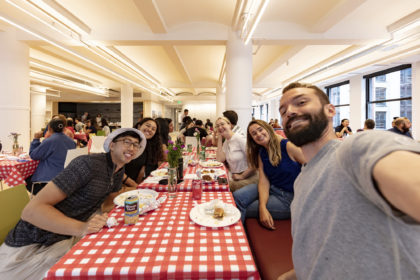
189, 202, 241, 228
199, 160, 223, 168
206, 153, 216, 159
206, 147, 217, 151
150, 169, 168, 177
201, 168, 226, 177
113, 189, 159, 207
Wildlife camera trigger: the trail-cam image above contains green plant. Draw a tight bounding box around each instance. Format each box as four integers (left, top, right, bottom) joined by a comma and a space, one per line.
166, 139, 184, 167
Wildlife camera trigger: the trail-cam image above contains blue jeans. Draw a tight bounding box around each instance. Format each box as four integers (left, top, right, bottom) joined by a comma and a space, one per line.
233, 183, 293, 224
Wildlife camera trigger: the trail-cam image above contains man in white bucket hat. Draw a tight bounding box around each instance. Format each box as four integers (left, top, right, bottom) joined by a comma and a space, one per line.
0, 128, 146, 279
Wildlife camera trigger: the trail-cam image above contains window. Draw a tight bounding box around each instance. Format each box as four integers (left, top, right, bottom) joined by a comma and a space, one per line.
375, 112, 386, 129
375, 87, 386, 107
365, 65, 412, 130
326, 81, 350, 128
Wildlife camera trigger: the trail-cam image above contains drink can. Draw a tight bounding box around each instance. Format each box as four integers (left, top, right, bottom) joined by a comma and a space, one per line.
187, 144, 193, 152
192, 179, 202, 200
124, 195, 139, 225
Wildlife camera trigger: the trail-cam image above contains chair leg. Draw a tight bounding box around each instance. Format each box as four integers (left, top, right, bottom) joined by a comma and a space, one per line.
30, 183, 35, 199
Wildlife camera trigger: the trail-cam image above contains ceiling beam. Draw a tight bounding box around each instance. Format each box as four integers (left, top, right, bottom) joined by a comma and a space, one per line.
310, 0, 368, 33
132, 0, 167, 33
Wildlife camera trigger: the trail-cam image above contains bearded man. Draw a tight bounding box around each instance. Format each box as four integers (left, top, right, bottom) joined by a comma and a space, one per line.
388, 117, 413, 138
277, 82, 420, 280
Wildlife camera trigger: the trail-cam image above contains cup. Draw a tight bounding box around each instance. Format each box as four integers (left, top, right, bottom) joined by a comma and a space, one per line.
192, 179, 202, 200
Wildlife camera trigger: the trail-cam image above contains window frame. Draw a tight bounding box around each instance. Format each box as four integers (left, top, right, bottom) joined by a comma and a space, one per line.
364, 64, 412, 121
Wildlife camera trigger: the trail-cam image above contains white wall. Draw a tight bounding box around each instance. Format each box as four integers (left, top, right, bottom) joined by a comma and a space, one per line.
181, 102, 217, 124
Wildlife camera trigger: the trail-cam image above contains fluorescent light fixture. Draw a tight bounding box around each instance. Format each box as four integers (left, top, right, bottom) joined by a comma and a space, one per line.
244, 0, 269, 45
0, 14, 173, 101
30, 70, 109, 96
28, 0, 91, 35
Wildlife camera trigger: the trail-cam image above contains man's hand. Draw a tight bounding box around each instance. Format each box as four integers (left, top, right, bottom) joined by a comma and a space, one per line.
259, 207, 275, 229
277, 269, 297, 280
80, 213, 108, 236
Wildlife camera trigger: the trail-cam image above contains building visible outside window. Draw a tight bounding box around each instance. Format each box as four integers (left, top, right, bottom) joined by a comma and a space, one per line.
365, 65, 412, 130
326, 81, 350, 128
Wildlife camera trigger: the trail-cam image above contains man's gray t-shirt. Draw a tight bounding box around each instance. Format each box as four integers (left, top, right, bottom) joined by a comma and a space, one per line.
291, 131, 420, 279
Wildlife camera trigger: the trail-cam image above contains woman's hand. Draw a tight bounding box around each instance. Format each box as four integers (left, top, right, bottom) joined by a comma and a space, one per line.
232, 173, 242, 181
259, 207, 275, 229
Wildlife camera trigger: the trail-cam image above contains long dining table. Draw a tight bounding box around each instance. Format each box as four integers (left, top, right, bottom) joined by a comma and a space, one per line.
44, 148, 260, 279
0, 157, 39, 187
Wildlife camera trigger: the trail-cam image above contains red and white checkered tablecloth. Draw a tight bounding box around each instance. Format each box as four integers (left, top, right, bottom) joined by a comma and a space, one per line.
45, 192, 260, 280
0, 159, 39, 186
139, 158, 230, 192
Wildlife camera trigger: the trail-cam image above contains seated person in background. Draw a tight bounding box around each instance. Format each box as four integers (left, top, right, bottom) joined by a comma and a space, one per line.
84, 119, 97, 135
277, 82, 420, 280
124, 118, 164, 190
205, 119, 213, 131
155, 117, 170, 160
26, 118, 76, 195
403, 117, 413, 138
212, 110, 245, 146
178, 117, 194, 143
184, 119, 208, 139
74, 118, 84, 132
95, 114, 102, 128
335, 118, 352, 138
223, 110, 245, 136
233, 120, 305, 229
45, 115, 74, 139
0, 128, 145, 279
101, 118, 111, 136
65, 118, 75, 135
215, 117, 258, 191
364, 118, 375, 130
165, 118, 174, 133
272, 119, 281, 128
388, 117, 413, 138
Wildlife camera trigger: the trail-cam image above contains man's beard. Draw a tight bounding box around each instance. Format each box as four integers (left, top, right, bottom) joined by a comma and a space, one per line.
402, 125, 410, 133
284, 108, 329, 147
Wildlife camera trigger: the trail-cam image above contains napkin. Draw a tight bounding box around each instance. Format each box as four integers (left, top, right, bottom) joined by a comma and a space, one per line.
184, 174, 199, 180
143, 177, 162, 183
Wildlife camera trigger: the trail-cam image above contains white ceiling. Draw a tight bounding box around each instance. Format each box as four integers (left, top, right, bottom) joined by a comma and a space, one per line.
0, 0, 419, 104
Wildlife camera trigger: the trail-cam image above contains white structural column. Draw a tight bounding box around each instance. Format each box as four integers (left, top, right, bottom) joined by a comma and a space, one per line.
269, 98, 279, 121
0, 30, 30, 151
30, 88, 47, 135
216, 86, 226, 118
121, 84, 134, 128
411, 60, 420, 139
225, 30, 253, 131
349, 75, 365, 130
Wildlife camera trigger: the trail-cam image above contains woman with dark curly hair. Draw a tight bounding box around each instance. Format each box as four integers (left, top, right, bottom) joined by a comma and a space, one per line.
123, 118, 164, 189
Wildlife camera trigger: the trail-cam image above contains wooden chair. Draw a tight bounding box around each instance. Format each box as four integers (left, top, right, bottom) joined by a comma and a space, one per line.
0, 184, 30, 244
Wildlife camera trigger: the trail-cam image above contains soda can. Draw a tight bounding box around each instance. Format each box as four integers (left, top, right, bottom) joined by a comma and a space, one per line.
124, 195, 139, 225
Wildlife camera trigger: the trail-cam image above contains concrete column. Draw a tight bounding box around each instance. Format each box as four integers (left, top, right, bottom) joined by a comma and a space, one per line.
30, 87, 47, 136
121, 84, 133, 128
0, 30, 30, 151
412, 60, 420, 140
349, 75, 365, 130
216, 86, 226, 118
269, 98, 279, 122
225, 29, 253, 132
143, 101, 152, 118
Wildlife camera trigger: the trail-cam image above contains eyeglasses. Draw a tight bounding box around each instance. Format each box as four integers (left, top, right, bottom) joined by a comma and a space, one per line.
115, 139, 141, 150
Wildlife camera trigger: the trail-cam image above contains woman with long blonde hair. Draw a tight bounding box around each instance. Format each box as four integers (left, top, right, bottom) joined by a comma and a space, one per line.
215, 117, 258, 191
233, 120, 305, 229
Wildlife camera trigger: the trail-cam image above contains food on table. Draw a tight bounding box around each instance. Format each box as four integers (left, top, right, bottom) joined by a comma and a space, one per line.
202, 169, 215, 174
213, 207, 224, 219
202, 174, 213, 181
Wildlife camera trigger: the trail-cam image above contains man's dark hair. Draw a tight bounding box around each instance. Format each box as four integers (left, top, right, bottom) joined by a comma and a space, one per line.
165, 118, 172, 125
183, 116, 192, 124
49, 118, 66, 133
113, 131, 141, 143
364, 119, 375, 129
195, 120, 203, 126
283, 82, 330, 106
184, 109, 189, 113
66, 119, 73, 127
223, 110, 238, 126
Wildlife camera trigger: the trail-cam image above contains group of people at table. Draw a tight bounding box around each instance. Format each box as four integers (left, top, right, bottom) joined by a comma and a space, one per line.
0, 82, 419, 279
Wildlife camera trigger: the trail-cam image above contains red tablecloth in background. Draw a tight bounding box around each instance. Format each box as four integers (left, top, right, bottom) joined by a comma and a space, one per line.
44, 191, 260, 280
0, 159, 39, 186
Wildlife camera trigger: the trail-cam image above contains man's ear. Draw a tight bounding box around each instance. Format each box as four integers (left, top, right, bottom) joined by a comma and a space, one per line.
324, 104, 336, 118
108, 141, 115, 152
